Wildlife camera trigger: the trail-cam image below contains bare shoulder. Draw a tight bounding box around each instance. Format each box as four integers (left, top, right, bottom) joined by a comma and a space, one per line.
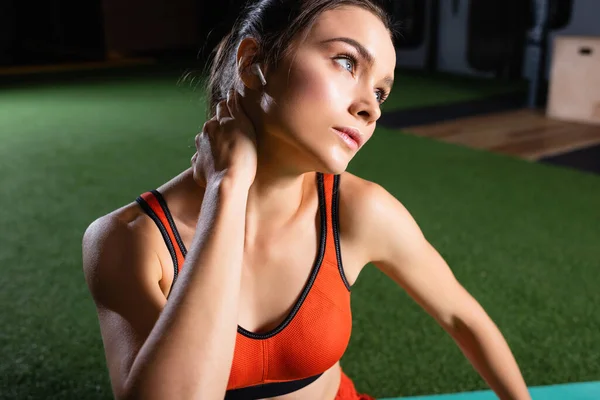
337, 171, 408, 235
337, 171, 425, 267
82, 204, 166, 309
336, 171, 383, 234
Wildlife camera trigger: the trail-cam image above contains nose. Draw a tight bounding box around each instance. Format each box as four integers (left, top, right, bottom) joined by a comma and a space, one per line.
348, 88, 381, 125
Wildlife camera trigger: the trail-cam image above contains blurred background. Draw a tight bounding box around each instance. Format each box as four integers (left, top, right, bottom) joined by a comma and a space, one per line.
0, 1, 598, 399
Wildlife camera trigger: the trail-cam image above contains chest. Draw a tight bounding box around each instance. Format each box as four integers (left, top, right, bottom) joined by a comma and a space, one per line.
160, 214, 363, 333
156, 186, 367, 335
237, 218, 322, 334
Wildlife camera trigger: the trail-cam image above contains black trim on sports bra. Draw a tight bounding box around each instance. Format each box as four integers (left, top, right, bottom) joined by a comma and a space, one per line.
150, 189, 188, 257
224, 373, 322, 400
139, 172, 329, 339
332, 174, 352, 291
135, 195, 179, 292
236, 172, 327, 339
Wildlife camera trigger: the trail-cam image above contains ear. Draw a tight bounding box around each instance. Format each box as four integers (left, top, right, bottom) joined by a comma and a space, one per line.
236, 37, 266, 90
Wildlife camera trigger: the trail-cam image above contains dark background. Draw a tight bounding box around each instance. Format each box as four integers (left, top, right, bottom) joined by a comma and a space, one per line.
0, 0, 248, 66
0, 0, 587, 107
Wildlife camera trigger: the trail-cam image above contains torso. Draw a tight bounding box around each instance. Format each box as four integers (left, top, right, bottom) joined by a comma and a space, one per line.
114, 169, 371, 399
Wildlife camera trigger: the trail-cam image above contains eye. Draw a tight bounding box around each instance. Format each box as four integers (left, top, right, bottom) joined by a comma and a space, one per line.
375, 89, 389, 104
334, 53, 357, 73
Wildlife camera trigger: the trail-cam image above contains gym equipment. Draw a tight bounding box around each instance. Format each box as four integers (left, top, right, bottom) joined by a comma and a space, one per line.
547, 35, 600, 125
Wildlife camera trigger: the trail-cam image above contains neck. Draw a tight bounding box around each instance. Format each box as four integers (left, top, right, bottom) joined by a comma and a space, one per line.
182, 123, 318, 240
242, 120, 319, 238
178, 164, 310, 237
244, 154, 311, 242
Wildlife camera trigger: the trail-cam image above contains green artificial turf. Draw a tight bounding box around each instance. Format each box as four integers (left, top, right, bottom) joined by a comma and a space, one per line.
0, 68, 598, 400
343, 131, 600, 397
380, 70, 528, 112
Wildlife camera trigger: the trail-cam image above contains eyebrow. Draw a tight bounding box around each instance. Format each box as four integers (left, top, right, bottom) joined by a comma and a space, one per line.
320, 36, 394, 88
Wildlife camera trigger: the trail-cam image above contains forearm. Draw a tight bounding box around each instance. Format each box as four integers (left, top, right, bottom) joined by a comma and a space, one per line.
450, 313, 531, 400
127, 174, 249, 400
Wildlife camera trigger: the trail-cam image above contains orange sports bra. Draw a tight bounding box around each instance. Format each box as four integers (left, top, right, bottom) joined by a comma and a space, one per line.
136, 172, 353, 399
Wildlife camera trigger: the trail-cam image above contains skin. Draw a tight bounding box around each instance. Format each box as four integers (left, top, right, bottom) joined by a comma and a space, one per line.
83, 5, 531, 400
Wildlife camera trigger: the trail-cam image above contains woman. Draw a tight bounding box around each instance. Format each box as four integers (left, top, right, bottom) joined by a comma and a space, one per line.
82, 1, 531, 399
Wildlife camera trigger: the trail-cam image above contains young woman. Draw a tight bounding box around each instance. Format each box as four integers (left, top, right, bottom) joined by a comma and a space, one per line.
82, 1, 531, 399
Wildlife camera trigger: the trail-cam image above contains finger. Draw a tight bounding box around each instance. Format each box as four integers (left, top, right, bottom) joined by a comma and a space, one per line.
195, 130, 209, 150
227, 89, 249, 124
215, 102, 221, 120
226, 89, 236, 117
216, 99, 230, 121
201, 118, 218, 138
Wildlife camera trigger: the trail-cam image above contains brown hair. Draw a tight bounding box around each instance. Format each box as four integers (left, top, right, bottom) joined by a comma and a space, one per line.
203, 0, 395, 118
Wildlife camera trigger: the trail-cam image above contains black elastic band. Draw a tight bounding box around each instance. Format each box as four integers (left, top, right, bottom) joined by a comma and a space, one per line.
150, 190, 188, 257
236, 172, 327, 339
224, 373, 322, 400
331, 174, 351, 291
136, 194, 179, 293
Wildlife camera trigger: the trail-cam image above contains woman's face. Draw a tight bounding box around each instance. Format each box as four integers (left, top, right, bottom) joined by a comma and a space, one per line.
249, 5, 396, 175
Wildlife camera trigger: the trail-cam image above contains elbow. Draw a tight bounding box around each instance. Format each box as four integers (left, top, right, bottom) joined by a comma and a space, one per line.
441, 288, 491, 335
445, 313, 469, 336
119, 379, 160, 400
119, 386, 155, 400
117, 375, 146, 400
113, 383, 134, 400
444, 306, 495, 342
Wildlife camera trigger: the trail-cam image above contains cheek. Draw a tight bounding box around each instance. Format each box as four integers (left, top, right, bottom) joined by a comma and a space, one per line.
278, 59, 346, 117
259, 56, 351, 156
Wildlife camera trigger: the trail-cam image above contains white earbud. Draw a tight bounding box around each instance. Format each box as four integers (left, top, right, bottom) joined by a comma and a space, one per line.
252, 63, 267, 86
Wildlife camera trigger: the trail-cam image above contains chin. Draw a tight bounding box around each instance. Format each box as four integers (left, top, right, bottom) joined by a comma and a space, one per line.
281, 126, 356, 175
316, 164, 348, 176
312, 147, 352, 175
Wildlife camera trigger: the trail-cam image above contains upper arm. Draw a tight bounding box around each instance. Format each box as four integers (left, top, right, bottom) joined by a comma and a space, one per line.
82, 214, 167, 399
359, 182, 482, 330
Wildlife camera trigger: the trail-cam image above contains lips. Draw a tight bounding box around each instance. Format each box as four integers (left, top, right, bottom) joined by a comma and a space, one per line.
332, 126, 363, 148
